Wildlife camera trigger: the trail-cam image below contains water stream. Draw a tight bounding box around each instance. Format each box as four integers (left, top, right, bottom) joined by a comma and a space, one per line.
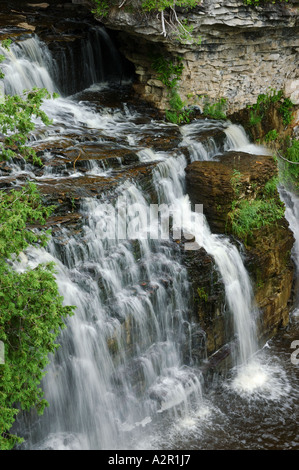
1, 29, 298, 450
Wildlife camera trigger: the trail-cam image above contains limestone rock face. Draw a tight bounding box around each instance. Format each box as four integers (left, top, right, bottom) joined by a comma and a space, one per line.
96, 0, 299, 114
180, 244, 228, 359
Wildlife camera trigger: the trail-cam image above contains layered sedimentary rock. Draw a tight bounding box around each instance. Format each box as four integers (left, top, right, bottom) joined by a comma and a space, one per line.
185, 151, 295, 350
94, 0, 299, 114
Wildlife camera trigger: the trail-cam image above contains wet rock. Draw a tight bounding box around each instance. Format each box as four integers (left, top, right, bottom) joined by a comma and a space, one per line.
185, 151, 277, 234
35, 161, 158, 214
245, 217, 295, 342
185, 150, 295, 347
176, 235, 228, 358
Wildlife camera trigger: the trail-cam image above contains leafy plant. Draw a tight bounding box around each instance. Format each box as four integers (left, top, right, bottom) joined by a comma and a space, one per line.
247, 88, 293, 129
0, 39, 74, 450
203, 97, 227, 120
0, 183, 75, 450
151, 55, 184, 89
264, 129, 279, 142
228, 198, 285, 240
152, 54, 190, 124
91, 0, 110, 17
278, 97, 293, 126
0, 88, 59, 165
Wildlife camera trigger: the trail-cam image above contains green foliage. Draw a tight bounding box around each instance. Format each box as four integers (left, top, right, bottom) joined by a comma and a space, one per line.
247, 88, 293, 128
91, 0, 110, 17
244, 0, 289, 5
278, 97, 293, 126
228, 198, 285, 240
0, 183, 74, 449
264, 176, 279, 196
249, 111, 263, 127
0, 40, 58, 166
0, 183, 53, 258
0, 39, 11, 79
0, 39, 73, 449
0, 88, 58, 165
264, 129, 279, 142
142, 0, 199, 12
228, 167, 284, 241
152, 54, 191, 124
151, 55, 184, 89
203, 97, 227, 120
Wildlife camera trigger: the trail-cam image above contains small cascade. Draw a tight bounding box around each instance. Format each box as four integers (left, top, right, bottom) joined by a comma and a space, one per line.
179, 121, 260, 366
16, 181, 202, 450
54, 27, 126, 96
224, 123, 270, 155
0, 27, 129, 99
0, 36, 58, 96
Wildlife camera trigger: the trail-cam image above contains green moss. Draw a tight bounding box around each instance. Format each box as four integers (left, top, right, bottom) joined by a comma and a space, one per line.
196, 287, 208, 302
228, 198, 285, 241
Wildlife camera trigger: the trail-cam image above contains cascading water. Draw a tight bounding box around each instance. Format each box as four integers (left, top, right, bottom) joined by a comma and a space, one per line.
0, 35, 58, 96
0, 28, 126, 98
2, 28, 298, 450
279, 188, 299, 310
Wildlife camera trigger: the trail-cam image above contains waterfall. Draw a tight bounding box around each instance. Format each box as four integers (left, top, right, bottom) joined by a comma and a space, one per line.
223, 123, 271, 155
2, 30, 291, 450
279, 188, 299, 311
16, 181, 203, 450
178, 122, 260, 366
0, 36, 58, 96
0, 28, 127, 98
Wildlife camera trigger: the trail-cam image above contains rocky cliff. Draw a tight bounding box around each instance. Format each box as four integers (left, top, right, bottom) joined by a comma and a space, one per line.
91, 0, 299, 115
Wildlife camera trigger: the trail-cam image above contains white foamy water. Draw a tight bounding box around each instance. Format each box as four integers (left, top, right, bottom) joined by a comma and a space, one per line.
224, 123, 271, 155
229, 358, 292, 400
